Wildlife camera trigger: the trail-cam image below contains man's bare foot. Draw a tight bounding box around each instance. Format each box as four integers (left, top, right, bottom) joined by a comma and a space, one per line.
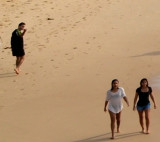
14, 68, 19, 74
117, 129, 120, 133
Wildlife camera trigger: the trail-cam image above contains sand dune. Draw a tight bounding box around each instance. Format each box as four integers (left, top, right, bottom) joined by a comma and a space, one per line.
0, 0, 160, 142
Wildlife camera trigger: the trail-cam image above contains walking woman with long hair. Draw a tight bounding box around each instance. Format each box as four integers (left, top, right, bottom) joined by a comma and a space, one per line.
133, 78, 157, 134
104, 79, 129, 139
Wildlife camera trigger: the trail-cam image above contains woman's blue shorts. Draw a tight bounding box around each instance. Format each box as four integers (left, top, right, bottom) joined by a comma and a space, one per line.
137, 103, 150, 111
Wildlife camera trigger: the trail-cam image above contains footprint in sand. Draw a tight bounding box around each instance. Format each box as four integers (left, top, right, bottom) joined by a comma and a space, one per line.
82, 52, 88, 54
98, 45, 102, 49
38, 48, 42, 51
47, 18, 54, 20
46, 38, 49, 42
67, 55, 74, 60
73, 47, 78, 49
75, 21, 80, 24
98, 6, 102, 8
86, 42, 90, 44
73, 24, 76, 27
82, 17, 86, 21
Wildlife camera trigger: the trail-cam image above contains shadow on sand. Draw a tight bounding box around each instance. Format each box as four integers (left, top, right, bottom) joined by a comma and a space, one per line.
132, 51, 160, 57
0, 72, 17, 78
74, 132, 142, 142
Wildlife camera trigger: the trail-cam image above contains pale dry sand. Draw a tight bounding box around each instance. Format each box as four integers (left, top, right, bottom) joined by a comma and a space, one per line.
0, 0, 160, 142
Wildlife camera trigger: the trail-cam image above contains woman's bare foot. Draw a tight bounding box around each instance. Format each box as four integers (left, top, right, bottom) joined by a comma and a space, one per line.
110, 136, 115, 139
141, 129, 145, 134
117, 129, 120, 133
14, 68, 19, 74
146, 130, 150, 134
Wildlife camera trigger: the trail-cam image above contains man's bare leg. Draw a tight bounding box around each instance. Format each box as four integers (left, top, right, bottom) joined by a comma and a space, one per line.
14, 56, 21, 74
14, 56, 25, 74
16, 57, 21, 67
17, 56, 25, 70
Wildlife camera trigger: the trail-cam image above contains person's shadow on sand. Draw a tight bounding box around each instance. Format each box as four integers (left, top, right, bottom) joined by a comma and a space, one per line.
132, 51, 160, 57
0, 72, 17, 78
74, 132, 142, 142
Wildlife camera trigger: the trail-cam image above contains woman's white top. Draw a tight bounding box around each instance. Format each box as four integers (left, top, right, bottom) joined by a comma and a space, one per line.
105, 87, 126, 113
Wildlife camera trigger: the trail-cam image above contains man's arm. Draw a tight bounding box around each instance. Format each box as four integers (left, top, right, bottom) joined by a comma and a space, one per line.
21, 29, 27, 37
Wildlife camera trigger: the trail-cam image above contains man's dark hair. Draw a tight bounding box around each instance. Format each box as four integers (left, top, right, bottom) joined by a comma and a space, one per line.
18, 22, 25, 27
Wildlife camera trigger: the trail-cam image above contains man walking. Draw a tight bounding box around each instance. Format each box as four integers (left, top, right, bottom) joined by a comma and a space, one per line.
11, 22, 27, 74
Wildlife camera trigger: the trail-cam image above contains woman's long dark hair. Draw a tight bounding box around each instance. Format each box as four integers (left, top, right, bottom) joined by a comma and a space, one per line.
140, 78, 149, 88
111, 79, 119, 90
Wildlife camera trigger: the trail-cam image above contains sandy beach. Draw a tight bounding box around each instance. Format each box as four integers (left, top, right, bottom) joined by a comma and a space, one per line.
0, 0, 160, 141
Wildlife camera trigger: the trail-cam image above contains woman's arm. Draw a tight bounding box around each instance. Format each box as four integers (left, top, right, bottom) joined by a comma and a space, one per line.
104, 101, 108, 112
133, 92, 138, 111
150, 92, 157, 109
123, 96, 129, 107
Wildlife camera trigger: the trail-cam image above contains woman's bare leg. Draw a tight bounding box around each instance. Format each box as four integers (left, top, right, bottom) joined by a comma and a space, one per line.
145, 109, 150, 134
116, 111, 121, 133
109, 110, 116, 139
138, 110, 145, 133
